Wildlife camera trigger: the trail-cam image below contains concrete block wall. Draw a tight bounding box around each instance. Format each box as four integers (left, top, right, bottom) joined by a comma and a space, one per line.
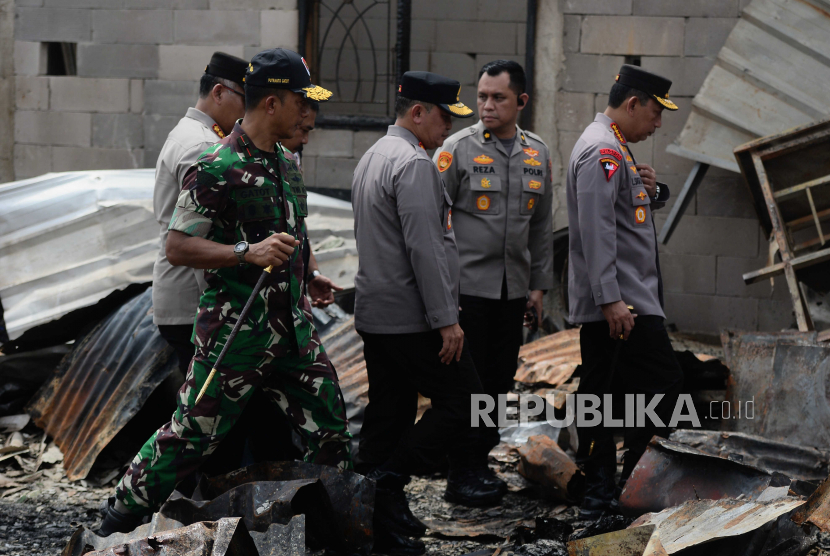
555, 1, 794, 334
302, 0, 525, 194
11, 2, 298, 179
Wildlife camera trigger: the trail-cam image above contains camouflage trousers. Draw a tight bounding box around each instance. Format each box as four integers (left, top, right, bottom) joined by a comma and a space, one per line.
115, 331, 353, 516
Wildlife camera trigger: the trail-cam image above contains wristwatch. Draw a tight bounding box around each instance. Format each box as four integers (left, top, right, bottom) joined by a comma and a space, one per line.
308, 269, 322, 282
233, 241, 249, 264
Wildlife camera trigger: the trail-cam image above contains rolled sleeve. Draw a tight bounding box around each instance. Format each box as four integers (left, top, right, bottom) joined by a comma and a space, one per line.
576, 145, 622, 307
396, 159, 458, 329
168, 160, 227, 239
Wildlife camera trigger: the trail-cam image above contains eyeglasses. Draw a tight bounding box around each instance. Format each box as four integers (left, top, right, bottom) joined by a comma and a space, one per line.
223, 86, 245, 99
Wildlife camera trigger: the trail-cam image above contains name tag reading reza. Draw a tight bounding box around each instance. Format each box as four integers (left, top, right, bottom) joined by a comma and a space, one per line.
473, 166, 496, 174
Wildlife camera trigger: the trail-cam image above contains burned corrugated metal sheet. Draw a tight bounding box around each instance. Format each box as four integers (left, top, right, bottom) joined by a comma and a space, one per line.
620, 437, 779, 516
793, 473, 830, 531
567, 525, 658, 556
721, 329, 830, 449
64, 517, 260, 556
197, 461, 373, 554
667, 0, 830, 172
670, 429, 830, 482
0, 169, 357, 340
514, 329, 581, 386
630, 498, 804, 554
26, 287, 177, 480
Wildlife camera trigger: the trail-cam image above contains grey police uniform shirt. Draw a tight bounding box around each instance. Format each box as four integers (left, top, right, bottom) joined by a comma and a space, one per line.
352, 125, 460, 334
566, 112, 670, 323
152, 107, 219, 326
434, 121, 554, 300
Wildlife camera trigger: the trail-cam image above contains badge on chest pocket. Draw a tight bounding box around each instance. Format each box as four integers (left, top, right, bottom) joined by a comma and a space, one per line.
468, 173, 501, 215
631, 187, 650, 226
236, 185, 277, 221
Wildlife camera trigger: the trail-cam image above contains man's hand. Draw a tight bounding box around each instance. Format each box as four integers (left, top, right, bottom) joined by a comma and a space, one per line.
438, 323, 464, 365
525, 290, 544, 329
636, 163, 657, 198
308, 274, 344, 307
246, 233, 300, 267
600, 300, 637, 340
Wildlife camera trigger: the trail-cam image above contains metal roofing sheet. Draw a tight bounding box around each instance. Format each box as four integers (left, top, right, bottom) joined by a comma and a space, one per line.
0, 170, 356, 340
667, 0, 830, 172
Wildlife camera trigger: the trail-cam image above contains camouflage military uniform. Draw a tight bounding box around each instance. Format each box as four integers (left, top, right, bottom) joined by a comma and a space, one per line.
115, 121, 352, 516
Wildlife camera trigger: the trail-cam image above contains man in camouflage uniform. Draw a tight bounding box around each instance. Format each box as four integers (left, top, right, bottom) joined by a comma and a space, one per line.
99, 49, 352, 535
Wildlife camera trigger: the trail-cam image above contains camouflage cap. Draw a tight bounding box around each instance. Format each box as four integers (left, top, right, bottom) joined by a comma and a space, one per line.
245, 48, 332, 102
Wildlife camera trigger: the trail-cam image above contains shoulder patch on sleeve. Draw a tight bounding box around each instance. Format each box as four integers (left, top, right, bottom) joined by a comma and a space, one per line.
437, 151, 453, 173
599, 157, 620, 181
599, 148, 622, 161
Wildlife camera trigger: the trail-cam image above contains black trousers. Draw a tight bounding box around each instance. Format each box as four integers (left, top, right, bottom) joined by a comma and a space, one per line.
459, 294, 526, 398
157, 324, 196, 376
576, 316, 683, 480
357, 330, 500, 475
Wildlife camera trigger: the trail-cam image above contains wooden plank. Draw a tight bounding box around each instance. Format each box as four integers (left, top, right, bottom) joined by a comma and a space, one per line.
670, 110, 752, 173
658, 162, 709, 244
743, 0, 830, 68
785, 264, 813, 331
773, 173, 830, 200
693, 65, 814, 138
752, 152, 794, 259
787, 206, 830, 231
724, 19, 830, 117
742, 247, 830, 284
806, 188, 826, 245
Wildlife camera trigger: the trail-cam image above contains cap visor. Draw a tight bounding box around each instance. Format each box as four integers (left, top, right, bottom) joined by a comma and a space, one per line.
440, 102, 474, 118
653, 95, 678, 111
298, 85, 333, 102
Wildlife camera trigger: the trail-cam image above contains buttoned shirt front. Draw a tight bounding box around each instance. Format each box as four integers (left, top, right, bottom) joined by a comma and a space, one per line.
352, 125, 459, 334
152, 107, 220, 326
435, 121, 554, 300
170, 120, 316, 357
567, 113, 669, 323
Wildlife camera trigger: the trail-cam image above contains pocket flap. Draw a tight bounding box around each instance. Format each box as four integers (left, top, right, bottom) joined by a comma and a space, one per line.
470, 174, 502, 191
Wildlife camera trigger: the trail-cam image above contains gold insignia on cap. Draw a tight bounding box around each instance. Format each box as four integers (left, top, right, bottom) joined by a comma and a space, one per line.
447, 102, 473, 116
248, 63, 254, 72
653, 94, 678, 110
302, 85, 333, 102
456, 85, 461, 102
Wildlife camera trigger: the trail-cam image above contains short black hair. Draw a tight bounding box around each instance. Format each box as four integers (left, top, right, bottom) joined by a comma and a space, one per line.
608, 83, 652, 109
478, 60, 526, 96
394, 95, 433, 118
199, 74, 219, 98
244, 85, 288, 109
308, 99, 320, 113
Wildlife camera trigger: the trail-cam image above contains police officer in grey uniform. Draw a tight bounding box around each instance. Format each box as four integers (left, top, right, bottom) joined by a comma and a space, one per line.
152, 52, 248, 373
568, 65, 684, 518
353, 71, 503, 555
435, 60, 553, 412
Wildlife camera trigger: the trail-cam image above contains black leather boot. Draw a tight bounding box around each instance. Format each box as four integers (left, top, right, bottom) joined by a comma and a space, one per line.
444, 467, 504, 507
368, 469, 428, 538
96, 499, 144, 537
372, 529, 426, 556
473, 465, 508, 496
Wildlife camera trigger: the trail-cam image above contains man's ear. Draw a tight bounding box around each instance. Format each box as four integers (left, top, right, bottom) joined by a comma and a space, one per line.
264, 95, 279, 115
211, 83, 224, 104
625, 95, 640, 116
410, 103, 423, 123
